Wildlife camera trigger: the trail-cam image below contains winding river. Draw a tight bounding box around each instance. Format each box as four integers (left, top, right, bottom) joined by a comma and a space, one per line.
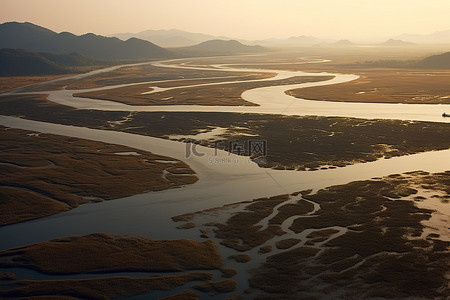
1, 57, 449, 250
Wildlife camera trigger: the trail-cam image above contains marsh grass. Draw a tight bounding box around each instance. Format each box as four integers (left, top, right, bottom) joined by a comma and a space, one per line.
177, 172, 450, 298
1, 96, 449, 171
0, 127, 197, 226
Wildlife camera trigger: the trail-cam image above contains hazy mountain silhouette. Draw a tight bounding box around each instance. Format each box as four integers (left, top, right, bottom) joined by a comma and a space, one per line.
314, 39, 355, 47
247, 35, 321, 46
0, 22, 176, 59
395, 30, 450, 44
284, 35, 321, 45
0, 22, 56, 49
382, 39, 415, 47
415, 51, 450, 68
331, 39, 354, 46
0, 48, 104, 76
177, 39, 266, 56
111, 29, 226, 47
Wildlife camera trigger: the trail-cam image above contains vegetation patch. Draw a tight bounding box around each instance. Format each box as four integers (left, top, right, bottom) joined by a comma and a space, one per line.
211, 195, 288, 251
192, 280, 237, 294
0, 233, 222, 273
176, 172, 449, 299
160, 290, 199, 300
0, 273, 212, 300
0, 75, 70, 93
0, 126, 197, 225
74, 75, 332, 106
229, 254, 252, 263
287, 68, 450, 104
1, 96, 449, 171
0, 233, 225, 299
275, 238, 301, 250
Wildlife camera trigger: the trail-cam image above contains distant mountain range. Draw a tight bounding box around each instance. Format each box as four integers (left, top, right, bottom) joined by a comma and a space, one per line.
110, 26, 450, 47
0, 22, 267, 58
3, 21, 450, 77
0, 22, 175, 60
394, 29, 450, 44
110, 29, 229, 47
112, 28, 426, 47
381, 39, 416, 47
415, 51, 450, 68
175, 39, 267, 56
250, 35, 321, 46
313, 39, 415, 47
0, 22, 269, 76
111, 29, 326, 47
358, 50, 450, 69
330, 39, 354, 46
0, 22, 55, 48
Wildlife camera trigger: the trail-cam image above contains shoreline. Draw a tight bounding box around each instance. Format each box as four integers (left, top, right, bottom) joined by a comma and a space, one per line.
1, 54, 449, 298
0, 126, 197, 226
0, 114, 449, 252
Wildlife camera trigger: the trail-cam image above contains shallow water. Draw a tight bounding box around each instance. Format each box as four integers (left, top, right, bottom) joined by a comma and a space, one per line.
0, 115, 449, 251
1, 57, 449, 299
1, 56, 450, 251
14, 58, 450, 123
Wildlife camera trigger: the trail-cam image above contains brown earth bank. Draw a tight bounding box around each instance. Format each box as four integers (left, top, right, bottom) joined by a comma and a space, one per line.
176, 46, 440, 70
16, 64, 274, 92
0, 273, 212, 300
0, 233, 222, 273
0, 126, 197, 226
65, 64, 274, 90
160, 290, 199, 300
287, 68, 450, 104
15, 296, 80, 300
209, 52, 450, 104
220, 45, 446, 72
73, 75, 333, 106
1, 95, 450, 171
192, 279, 237, 294
126, 113, 450, 171
0, 75, 73, 93
0, 233, 227, 299
173, 171, 450, 299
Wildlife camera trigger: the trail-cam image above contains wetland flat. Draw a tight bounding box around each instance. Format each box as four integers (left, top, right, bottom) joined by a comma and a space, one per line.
1, 52, 449, 299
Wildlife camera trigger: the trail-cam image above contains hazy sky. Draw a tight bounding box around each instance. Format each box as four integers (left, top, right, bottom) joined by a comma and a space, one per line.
1, 0, 450, 40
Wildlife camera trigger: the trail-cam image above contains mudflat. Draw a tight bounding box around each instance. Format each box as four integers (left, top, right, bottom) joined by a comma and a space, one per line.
1, 95, 449, 171
0, 75, 72, 93
0, 233, 232, 299
287, 68, 450, 104
174, 171, 450, 299
0, 126, 197, 226
73, 75, 332, 106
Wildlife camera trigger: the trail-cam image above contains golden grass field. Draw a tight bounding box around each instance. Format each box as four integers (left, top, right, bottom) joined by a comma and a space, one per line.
0, 75, 72, 93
